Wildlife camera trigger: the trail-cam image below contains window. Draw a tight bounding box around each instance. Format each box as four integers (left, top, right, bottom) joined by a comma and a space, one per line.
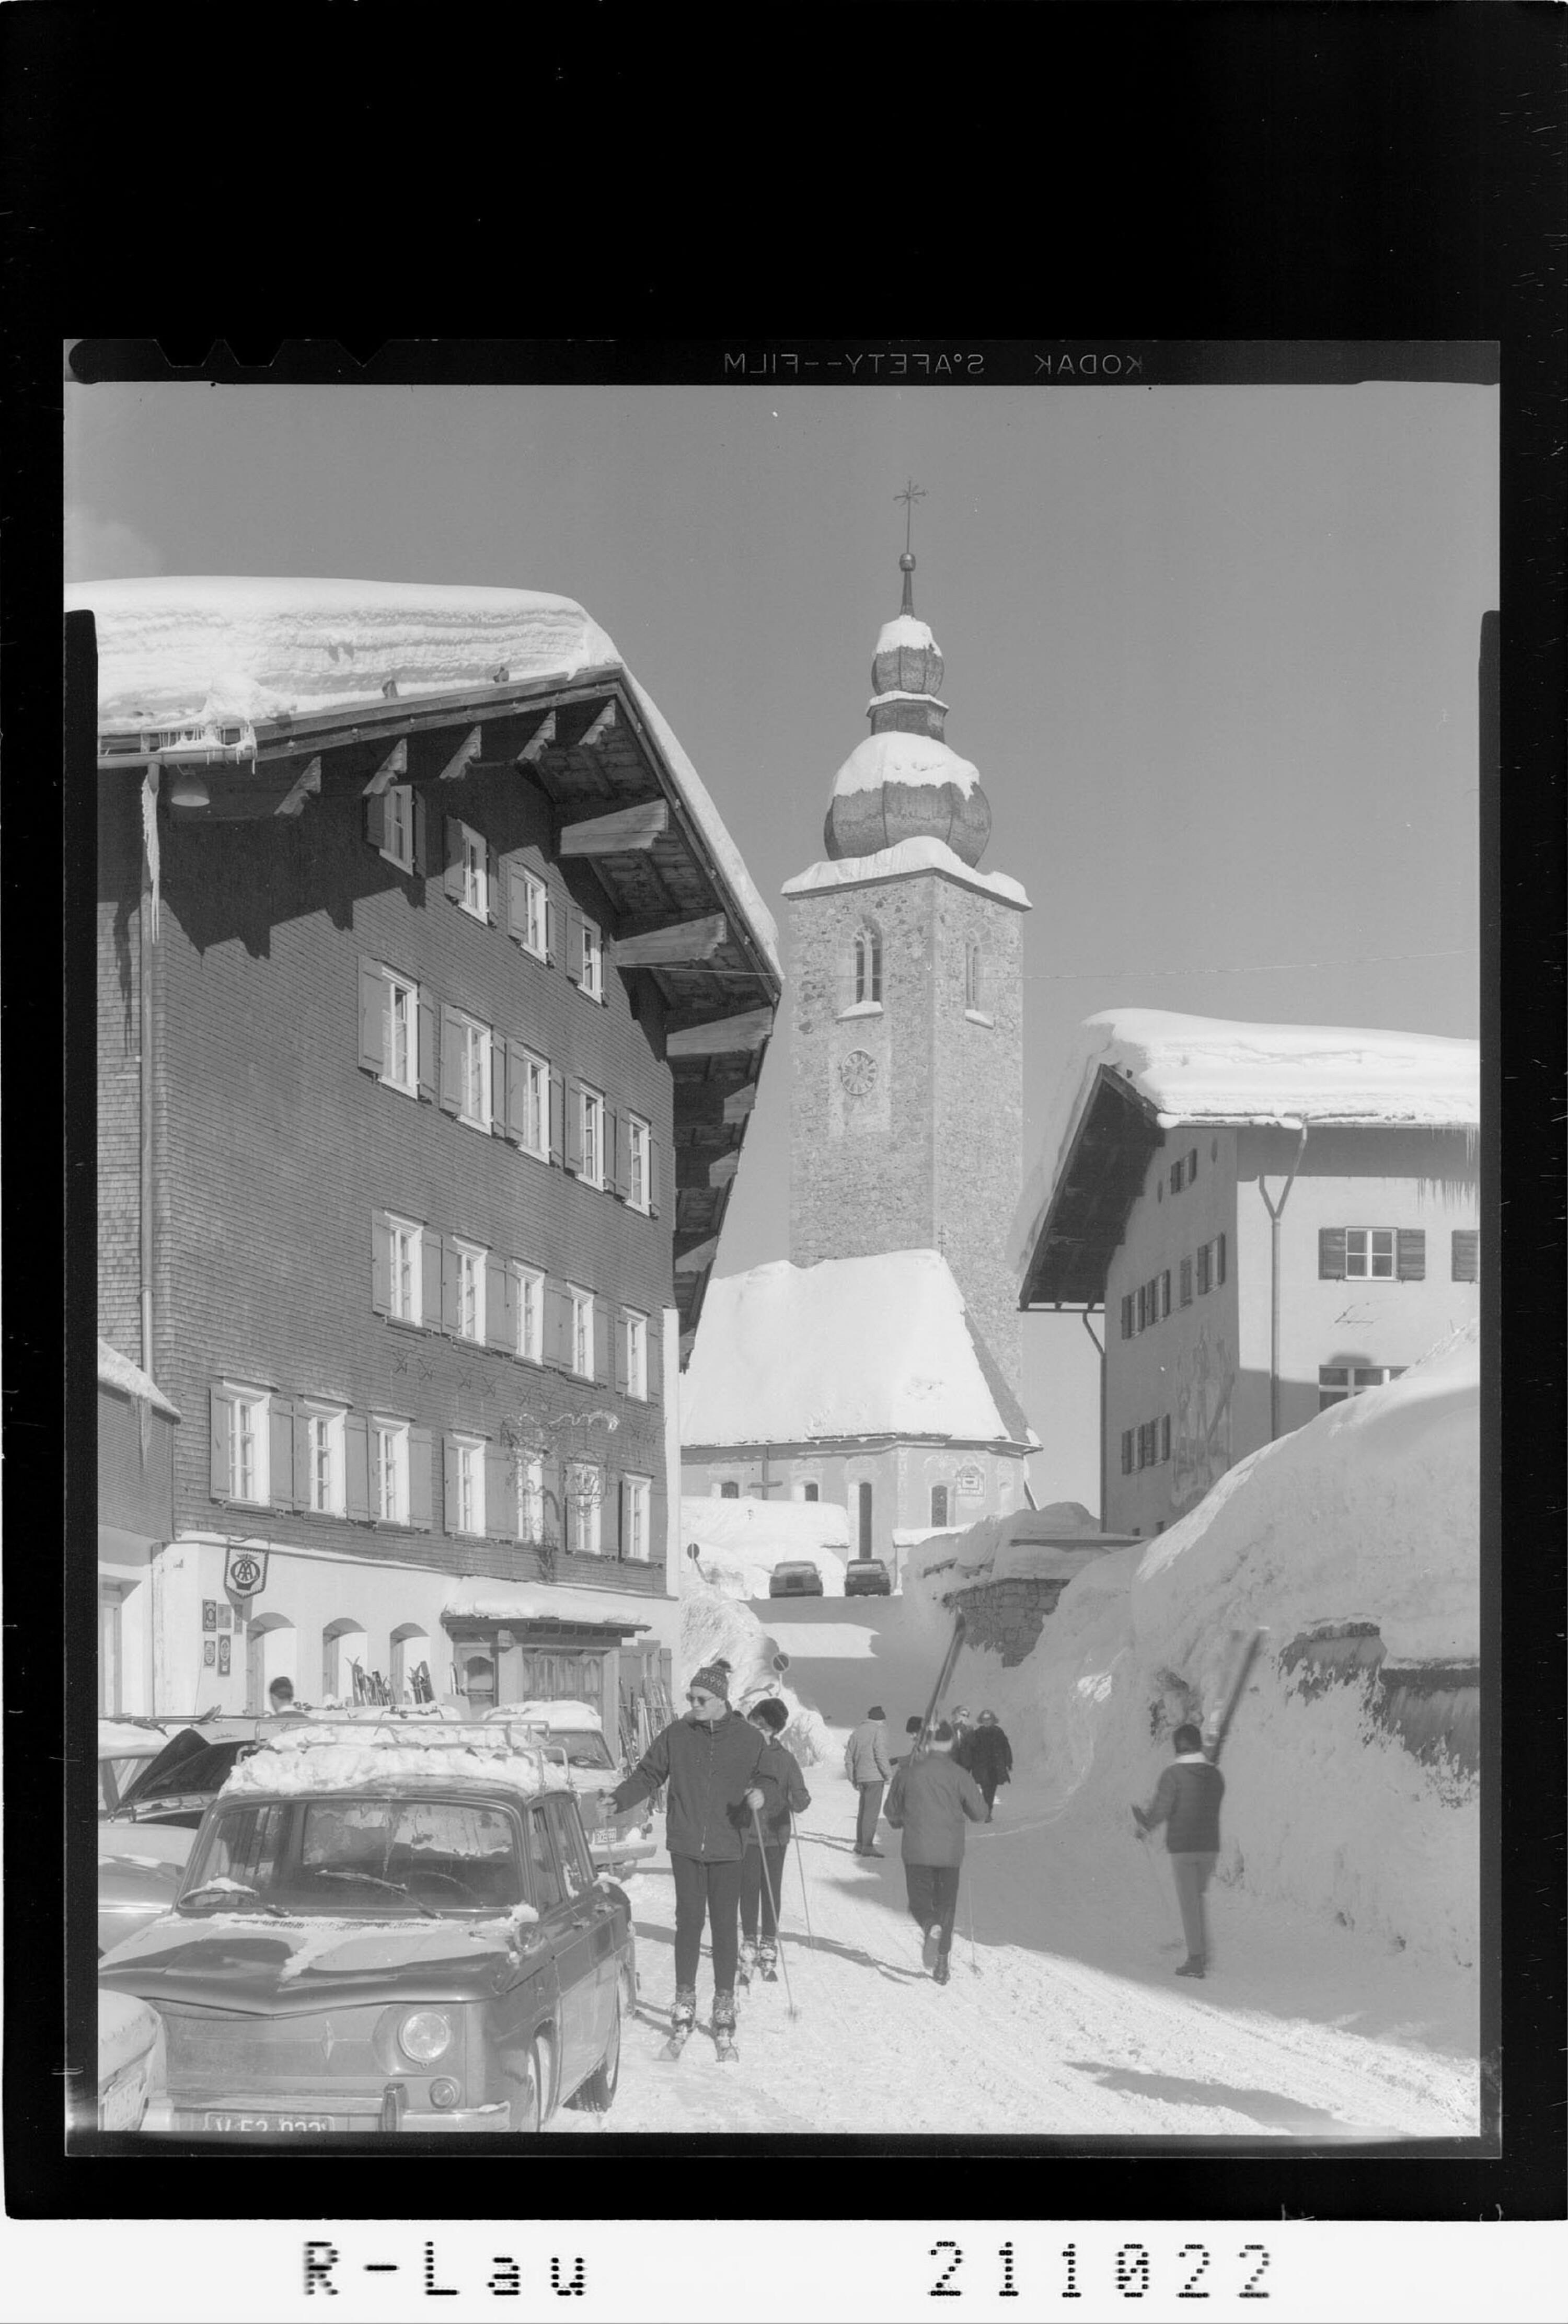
720, 1481, 740, 1499
523, 1802, 564, 1910
446, 818, 492, 923
358, 960, 424, 1097
515, 1265, 544, 1364
802, 1481, 818, 1502
303, 1404, 345, 1516
520, 868, 548, 959
854, 926, 882, 1006
624, 1113, 652, 1213
516, 1453, 545, 1542
1170, 1157, 1184, 1193
1187, 1147, 1198, 1182
931, 1484, 950, 1527
383, 1214, 423, 1326
566, 1460, 602, 1555
1197, 1238, 1228, 1293
857, 1479, 873, 1558
452, 1239, 486, 1343
964, 940, 983, 1014
1451, 1229, 1479, 1283
447, 1435, 486, 1537
365, 783, 421, 872
620, 1308, 648, 1399
1319, 1363, 1406, 1411
1120, 1429, 1134, 1476
1320, 1227, 1423, 1281
1160, 1414, 1171, 1463
580, 916, 603, 1001
1136, 1284, 1147, 1332
212, 1384, 271, 1506
440, 1005, 497, 1132
1346, 1228, 1394, 1280
1179, 1257, 1193, 1307
373, 1419, 410, 1525
575, 1085, 605, 1187
1159, 1270, 1172, 1319
509, 1045, 548, 1157
1146, 1275, 1160, 1325
569, 1285, 594, 1380
1120, 1293, 1134, 1340
622, 1474, 652, 1562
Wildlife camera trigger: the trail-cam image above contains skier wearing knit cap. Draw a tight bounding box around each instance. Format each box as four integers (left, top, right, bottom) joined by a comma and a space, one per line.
607, 1658, 778, 2055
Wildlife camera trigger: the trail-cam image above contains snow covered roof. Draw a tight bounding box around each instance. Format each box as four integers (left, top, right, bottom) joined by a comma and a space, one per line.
97, 1338, 180, 1420
680, 1250, 1039, 1450
69, 574, 780, 981
1016, 1009, 1481, 1304
443, 1579, 653, 1631
875, 614, 940, 658
832, 729, 980, 801
783, 834, 1029, 909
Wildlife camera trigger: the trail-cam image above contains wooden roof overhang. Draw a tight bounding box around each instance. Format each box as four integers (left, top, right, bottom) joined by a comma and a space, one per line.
106, 666, 780, 1347
1018, 1064, 1166, 1310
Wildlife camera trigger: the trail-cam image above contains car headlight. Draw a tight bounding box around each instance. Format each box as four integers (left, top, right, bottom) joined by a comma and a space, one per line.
398, 2010, 454, 2064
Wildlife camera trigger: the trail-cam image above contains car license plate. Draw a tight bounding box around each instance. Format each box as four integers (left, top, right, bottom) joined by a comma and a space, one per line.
195, 2111, 345, 2134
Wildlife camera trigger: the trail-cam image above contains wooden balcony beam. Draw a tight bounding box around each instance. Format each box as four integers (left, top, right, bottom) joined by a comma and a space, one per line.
559, 798, 670, 857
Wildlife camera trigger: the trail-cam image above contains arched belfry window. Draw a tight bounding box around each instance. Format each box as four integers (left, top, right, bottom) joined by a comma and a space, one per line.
854, 926, 882, 1007
964, 940, 984, 1013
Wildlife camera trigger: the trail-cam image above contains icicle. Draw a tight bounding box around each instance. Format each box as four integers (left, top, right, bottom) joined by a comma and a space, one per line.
141, 764, 161, 942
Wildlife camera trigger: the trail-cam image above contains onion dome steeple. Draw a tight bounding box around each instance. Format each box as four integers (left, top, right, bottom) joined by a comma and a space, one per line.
823, 494, 993, 867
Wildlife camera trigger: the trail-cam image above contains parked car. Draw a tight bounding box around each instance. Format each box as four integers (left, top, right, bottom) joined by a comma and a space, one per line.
483, 1702, 656, 1872
103, 1719, 274, 1831
769, 1561, 824, 1598
844, 1557, 892, 1597
98, 1718, 177, 1816
97, 1728, 634, 2134
98, 1827, 194, 1956
97, 1989, 167, 2131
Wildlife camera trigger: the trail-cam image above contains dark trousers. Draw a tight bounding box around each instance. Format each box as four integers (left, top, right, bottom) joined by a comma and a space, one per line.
671, 1853, 744, 1992
904, 1861, 961, 1958
740, 1843, 788, 1941
978, 1775, 999, 1813
855, 1779, 885, 1851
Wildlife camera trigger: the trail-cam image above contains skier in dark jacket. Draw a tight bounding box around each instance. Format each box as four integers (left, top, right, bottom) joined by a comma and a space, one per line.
960, 1710, 1013, 1821
608, 1660, 776, 2042
739, 1696, 811, 1983
1133, 1722, 1226, 1978
884, 1720, 986, 1985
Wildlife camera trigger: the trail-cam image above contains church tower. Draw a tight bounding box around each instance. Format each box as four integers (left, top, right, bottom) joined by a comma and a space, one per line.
783, 540, 1029, 1405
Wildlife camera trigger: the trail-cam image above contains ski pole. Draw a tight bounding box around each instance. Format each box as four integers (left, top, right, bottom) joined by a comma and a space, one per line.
751, 1808, 799, 2020
965, 1866, 979, 1976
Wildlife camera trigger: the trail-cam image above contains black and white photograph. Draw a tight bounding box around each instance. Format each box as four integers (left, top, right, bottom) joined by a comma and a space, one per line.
73, 347, 1495, 2156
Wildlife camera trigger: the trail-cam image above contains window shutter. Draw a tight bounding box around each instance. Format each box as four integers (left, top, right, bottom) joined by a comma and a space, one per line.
545, 894, 558, 964
544, 1282, 572, 1371
1180, 1258, 1193, 1307
592, 1299, 612, 1386
210, 1387, 234, 1500
485, 843, 501, 926
505, 860, 526, 942
603, 1474, 622, 1558
444, 815, 465, 902
647, 1317, 663, 1406
486, 1256, 512, 1351
609, 1109, 630, 1199
548, 1070, 566, 1166
422, 1232, 444, 1328
647, 1137, 660, 1217
417, 990, 438, 1102
504, 1041, 525, 1143
614, 1315, 629, 1394
650, 1472, 667, 1569
344, 1414, 370, 1520
566, 907, 585, 985
485, 1445, 512, 1538
1161, 1269, 1172, 1316
1396, 1229, 1425, 1282
1215, 1234, 1227, 1286
1120, 1294, 1133, 1340
489, 1033, 507, 1135
267, 1398, 295, 1509
1196, 1246, 1210, 1296
442, 1436, 459, 1534
439, 1006, 462, 1115
564, 1081, 584, 1173
1319, 1227, 1347, 1280
442, 1241, 460, 1334
1451, 1228, 1479, 1283
412, 790, 430, 876
358, 959, 385, 1073
364, 792, 387, 850
371, 1212, 391, 1314
1161, 1414, 1171, 1462
1120, 1429, 1133, 1476
292, 1406, 312, 1506
408, 1428, 434, 1530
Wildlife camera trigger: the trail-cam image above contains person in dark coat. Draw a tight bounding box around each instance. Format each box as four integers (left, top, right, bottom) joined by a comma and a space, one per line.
884, 1719, 986, 1985
608, 1659, 776, 2038
1132, 1721, 1226, 1978
740, 1697, 811, 1977
964, 1710, 1013, 1821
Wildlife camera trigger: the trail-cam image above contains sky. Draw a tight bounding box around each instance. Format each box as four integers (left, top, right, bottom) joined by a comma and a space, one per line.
67, 375, 1495, 1509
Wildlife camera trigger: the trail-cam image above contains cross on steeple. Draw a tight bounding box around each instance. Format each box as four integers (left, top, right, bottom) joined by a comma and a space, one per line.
895, 477, 926, 557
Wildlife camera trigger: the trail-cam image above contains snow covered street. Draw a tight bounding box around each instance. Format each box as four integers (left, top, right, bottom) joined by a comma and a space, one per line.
561, 1754, 1478, 2139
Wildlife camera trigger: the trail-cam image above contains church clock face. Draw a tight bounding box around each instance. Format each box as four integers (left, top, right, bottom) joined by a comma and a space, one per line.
838, 1049, 878, 1098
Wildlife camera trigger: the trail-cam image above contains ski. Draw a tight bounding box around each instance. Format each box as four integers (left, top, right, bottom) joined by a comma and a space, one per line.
1205, 1627, 1264, 1763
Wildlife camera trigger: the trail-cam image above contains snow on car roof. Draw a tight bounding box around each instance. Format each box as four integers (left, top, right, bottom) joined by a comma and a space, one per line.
220, 1727, 571, 1801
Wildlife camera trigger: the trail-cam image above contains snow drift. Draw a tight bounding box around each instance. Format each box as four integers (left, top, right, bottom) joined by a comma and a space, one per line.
676, 1583, 832, 1769
679, 1496, 850, 1600
905, 1325, 1480, 1969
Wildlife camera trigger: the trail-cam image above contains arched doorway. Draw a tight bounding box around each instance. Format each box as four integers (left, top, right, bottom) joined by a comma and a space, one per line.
321, 1617, 368, 1704
390, 1624, 431, 1704
246, 1614, 295, 1713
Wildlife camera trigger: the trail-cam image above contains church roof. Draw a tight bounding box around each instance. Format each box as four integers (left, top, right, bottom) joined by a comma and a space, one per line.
679, 1249, 1039, 1451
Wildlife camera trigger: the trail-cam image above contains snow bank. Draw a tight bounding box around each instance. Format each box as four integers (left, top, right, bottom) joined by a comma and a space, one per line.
681, 1250, 1036, 1448
221, 1728, 570, 1800
783, 834, 1029, 910
679, 1496, 850, 1599
831, 730, 980, 801
912, 1326, 1480, 1968
69, 575, 781, 982
675, 1585, 832, 1768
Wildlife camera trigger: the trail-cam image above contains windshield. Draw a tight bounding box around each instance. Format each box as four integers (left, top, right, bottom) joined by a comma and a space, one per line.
549, 1730, 616, 1771
181, 1795, 524, 1916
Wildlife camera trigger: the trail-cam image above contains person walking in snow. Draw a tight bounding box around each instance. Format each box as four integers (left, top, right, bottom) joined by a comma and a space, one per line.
739, 1696, 811, 1983
964, 1709, 1013, 1821
1133, 1722, 1225, 1979
607, 1659, 775, 2045
844, 1703, 892, 1857
884, 1719, 987, 1985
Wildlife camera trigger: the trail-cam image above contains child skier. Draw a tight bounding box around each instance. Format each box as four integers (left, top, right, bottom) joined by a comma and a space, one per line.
739, 1697, 811, 1985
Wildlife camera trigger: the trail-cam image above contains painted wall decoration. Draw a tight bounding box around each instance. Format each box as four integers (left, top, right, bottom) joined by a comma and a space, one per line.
1172, 1322, 1236, 1511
